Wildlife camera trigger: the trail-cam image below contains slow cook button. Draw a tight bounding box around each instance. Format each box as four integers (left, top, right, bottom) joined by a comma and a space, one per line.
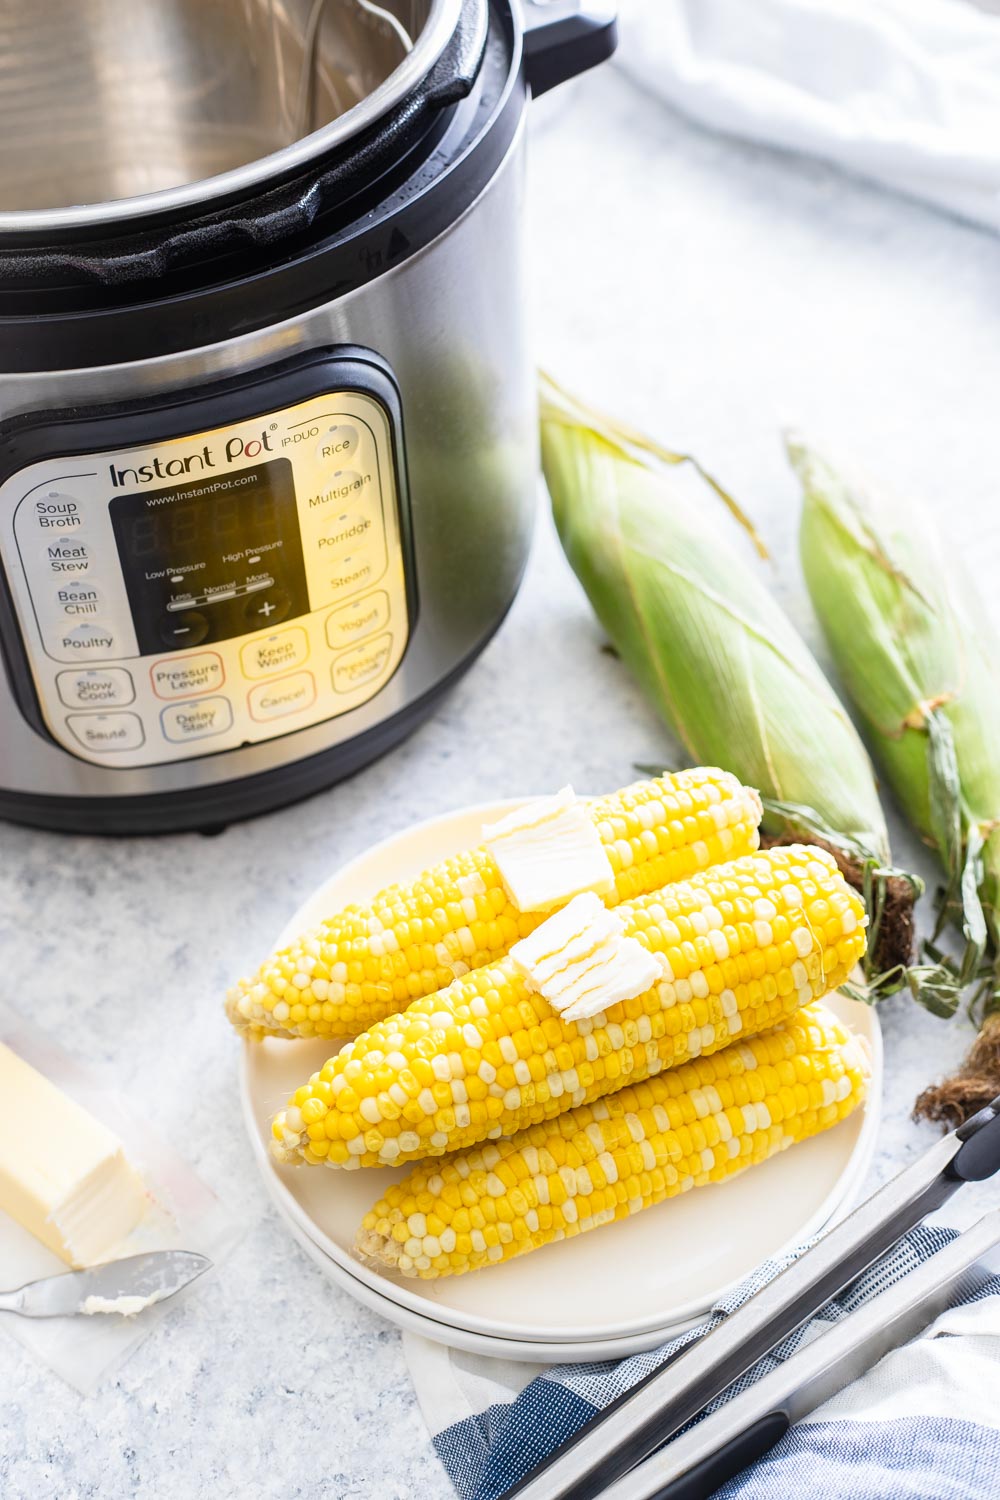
326, 590, 390, 650
57, 667, 135, 709
57, 622, 118, 657
332, 633, 393, 694
150, 651, 224, 699
67, 711, 144, 753
239, 626, 309, 680
160, 696, 233, 743
248, 671, 316, 722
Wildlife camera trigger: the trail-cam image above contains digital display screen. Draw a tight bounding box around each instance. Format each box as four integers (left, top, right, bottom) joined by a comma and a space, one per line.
110, 458, 309, 653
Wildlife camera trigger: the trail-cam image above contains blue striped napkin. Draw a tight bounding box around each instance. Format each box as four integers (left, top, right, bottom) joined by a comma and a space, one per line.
404, 1224, 1000, 1500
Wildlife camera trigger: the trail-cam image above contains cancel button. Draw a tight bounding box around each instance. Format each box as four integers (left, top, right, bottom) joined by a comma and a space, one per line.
160, 696, 234, 743
248, 671, 316, 722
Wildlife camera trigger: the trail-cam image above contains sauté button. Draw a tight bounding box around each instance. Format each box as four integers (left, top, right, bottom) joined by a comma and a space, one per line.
240, 626, 309, 680
247, 671, 316, 721
57, 668, 135, 709
54, 579, 103, 617
42, 537, 92, 575
332, 633, 393, 694
57, 622, 118, 657
242, 588, 291, 628
149, 651, 224, 699
67, 711, 144, 752
326, 590, 390, 650
315, 422, 360, 466
159, 609, 209, 648
160, 696, 233, 743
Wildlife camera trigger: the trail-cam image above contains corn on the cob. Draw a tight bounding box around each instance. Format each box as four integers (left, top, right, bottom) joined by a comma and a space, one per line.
271, 846, 867, 1170
228, 768, 763, 1042
356, 1002, 871, 1278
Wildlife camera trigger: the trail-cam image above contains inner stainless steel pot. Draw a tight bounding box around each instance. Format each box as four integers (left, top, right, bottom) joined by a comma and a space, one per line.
0, 0, 462, 227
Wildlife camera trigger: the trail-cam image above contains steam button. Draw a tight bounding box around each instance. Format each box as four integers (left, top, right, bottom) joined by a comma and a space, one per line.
159, 609, 209, 649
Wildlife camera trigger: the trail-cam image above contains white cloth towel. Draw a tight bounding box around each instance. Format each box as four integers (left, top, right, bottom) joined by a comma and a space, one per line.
615, 0, 1000, 233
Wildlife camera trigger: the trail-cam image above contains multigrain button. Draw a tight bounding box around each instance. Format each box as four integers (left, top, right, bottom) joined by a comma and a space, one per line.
332, 633, 393, 694
240, 627, 309, 680
58, 622, 117, 657
57, 668, 135, 709
326, 591, 390, 650
67, 711, 144, 753
160, 696, 233, 743
247, 671, 316, 722
150, 651, 224, 700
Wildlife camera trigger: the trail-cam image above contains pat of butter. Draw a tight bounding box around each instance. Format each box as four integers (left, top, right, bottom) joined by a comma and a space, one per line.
510, 892, 665, 1022
483, 787, 615, 913
0, 1043, 148, 1268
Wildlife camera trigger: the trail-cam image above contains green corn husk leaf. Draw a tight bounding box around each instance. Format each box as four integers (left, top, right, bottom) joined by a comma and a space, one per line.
790, 435, 1000, 996
540, 376, 891, 868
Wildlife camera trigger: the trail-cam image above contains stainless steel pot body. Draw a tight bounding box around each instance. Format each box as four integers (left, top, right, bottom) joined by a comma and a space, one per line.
0, 126, 533, 819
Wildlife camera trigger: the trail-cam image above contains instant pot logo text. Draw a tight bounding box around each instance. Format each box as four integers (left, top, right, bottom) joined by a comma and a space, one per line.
108, 429, 274, 487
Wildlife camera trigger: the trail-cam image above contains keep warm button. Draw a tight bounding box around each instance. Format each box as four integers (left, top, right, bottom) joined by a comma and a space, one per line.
160, 696, 233, 743
332, 633, 393, 695
248, 671, 316, 722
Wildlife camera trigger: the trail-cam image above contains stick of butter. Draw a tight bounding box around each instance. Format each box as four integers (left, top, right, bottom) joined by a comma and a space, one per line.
0, 1042, 149, 1268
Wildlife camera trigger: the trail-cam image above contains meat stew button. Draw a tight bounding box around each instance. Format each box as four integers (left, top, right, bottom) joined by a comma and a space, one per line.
67, 711, 144, 752
247, 671, 316, 721
160, 697, 233, 742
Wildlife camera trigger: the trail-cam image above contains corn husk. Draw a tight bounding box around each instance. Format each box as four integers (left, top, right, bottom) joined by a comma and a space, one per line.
791, 433, 1000, 1037
540, 376, 889, 859
538, 375, 923, 992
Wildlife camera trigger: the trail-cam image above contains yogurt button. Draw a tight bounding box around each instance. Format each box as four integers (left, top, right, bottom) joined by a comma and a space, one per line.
67, 711, 144, 753
57, 668, 135, 709
326, 590, 390, 650
247, 671, 316, 721
160, 696, 233, 742
332, 633, 393, 694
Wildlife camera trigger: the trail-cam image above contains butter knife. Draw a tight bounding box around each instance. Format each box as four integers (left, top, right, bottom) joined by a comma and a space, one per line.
0, 1249, 212, 1318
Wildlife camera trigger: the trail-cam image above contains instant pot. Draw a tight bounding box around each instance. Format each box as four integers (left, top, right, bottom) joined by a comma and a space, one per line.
0, 0, 615, 834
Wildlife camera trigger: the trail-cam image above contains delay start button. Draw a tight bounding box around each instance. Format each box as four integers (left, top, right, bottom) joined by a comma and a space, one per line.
150, 652, 224, 700
247, 671, 316, 722
67, 711, 144, 753
240, 626, 309, 680
160, 696, 233, 743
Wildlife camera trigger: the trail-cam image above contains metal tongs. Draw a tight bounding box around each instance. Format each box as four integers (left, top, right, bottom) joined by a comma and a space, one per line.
502, 1095, 1000, 1500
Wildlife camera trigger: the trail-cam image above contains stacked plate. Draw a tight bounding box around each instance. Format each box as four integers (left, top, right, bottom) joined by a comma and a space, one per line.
240, 804, 883, 1362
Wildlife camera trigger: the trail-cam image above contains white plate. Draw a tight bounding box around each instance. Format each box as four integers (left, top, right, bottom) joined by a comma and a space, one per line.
242, 802, 883, 1352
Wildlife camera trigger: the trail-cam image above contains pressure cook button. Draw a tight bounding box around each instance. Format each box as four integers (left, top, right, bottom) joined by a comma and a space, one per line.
58, 622, 117, 657
159, 609, 209, 649
42, 537, 92, 575
326, 590, 390, 650
315, 422, 360, 466
242, 588, 291, 628
332, 633, 393, 694
67, 711, 144, 753
31, 490, 85, 531
54, 579, 103, 617
150, 651, 224, 700
57, 668, 135, 710
247, 671, 316, 722
239, 626, 309, 680
160, 696, 234, 743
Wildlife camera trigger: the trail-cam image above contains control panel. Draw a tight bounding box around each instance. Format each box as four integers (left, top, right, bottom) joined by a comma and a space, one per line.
0, 377, 410, 768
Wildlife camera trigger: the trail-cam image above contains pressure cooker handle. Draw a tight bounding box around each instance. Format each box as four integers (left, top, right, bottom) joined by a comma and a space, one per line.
521, 0, 618, 97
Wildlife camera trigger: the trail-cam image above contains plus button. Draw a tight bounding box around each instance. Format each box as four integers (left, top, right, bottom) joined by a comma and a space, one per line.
259, 600, 276, 618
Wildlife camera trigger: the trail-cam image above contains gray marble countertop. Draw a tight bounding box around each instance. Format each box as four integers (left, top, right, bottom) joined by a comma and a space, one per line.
4, 56, 1000, 1500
